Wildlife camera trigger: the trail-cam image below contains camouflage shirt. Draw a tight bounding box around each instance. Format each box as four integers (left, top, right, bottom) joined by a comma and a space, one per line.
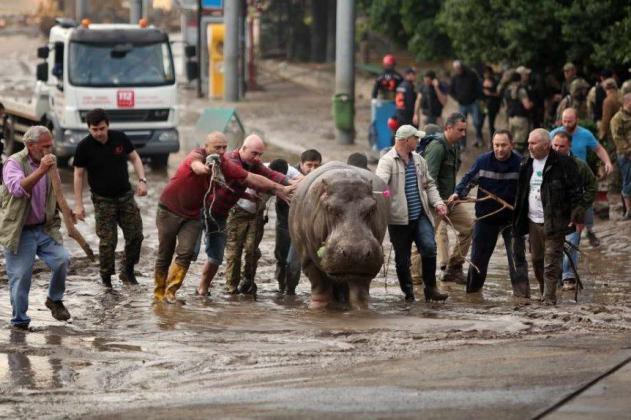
611, 108, 631, 155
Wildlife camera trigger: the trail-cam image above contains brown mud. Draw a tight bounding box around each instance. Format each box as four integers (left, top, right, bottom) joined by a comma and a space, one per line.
1, 31, 630, 419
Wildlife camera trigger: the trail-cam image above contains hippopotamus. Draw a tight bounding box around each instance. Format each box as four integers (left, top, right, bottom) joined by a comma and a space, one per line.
288, 162, 389, 309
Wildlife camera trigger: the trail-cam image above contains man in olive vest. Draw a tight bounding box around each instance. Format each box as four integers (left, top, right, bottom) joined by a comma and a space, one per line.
0, 126, 71, 330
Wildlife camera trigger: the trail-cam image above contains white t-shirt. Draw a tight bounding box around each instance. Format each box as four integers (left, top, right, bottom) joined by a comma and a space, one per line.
528, 155, 548, 223
236, 163, 301, 213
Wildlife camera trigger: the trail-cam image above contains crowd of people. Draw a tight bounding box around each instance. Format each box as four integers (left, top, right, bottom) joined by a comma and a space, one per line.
1, 55, 630, 330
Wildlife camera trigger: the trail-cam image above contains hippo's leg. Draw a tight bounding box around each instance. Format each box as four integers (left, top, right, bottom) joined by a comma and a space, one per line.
303, 261, 333, 309
348, 279, 370, 310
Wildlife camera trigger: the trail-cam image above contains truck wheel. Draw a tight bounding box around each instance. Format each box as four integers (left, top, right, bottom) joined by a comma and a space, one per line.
3, 117, 24, 155
150, 154, 169, 170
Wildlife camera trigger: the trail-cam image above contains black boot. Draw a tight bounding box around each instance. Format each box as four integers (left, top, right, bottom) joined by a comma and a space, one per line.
422, 257, 448, 302
238, 278, 257, 295
119, 266, 139, 285
101, 275, 113, 288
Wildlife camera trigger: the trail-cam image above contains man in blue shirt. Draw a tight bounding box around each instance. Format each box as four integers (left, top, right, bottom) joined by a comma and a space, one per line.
448, 129, 529, 297
550, 107, 612, 247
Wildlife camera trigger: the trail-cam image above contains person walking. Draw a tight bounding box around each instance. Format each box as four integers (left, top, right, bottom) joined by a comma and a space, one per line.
610, 88, 631, 219
73, 109, 146, 288
513, 129, 585, 304
449, 60, 484, 147
376, 124, 449, 302
1, 126, 71, 330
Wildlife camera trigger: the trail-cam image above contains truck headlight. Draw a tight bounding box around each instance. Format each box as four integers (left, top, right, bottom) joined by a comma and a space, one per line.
63, 130, 87, 144
158, 129, 178, 142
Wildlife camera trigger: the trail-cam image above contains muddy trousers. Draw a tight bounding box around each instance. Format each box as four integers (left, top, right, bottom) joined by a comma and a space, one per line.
388, 213, 438, 297
528, 221, 564, 303
285, 244, 301, 293
433, 204, 473, 271
466, 221, 529, 297
224, 207, 264, 293
274, 224, 291, 291
92, 192, 143, 278
154, 206, 202, 299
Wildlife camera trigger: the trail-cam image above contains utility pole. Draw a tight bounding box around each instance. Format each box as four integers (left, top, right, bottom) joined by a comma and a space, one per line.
130, 0, 142, 24
334, 0, 355, 144
224, 0, 240, 102
142, 0, 150, 19
75, 0, 88, 20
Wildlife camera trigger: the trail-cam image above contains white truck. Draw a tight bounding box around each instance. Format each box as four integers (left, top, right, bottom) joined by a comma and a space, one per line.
0, 18, 179, 168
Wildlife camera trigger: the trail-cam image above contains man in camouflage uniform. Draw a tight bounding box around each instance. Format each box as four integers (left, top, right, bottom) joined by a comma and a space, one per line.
223, 189, 268, 295
556, 78, 590, 124
73, 109, 146, 288
611, 88, 631, 219
505, 71, 533, 155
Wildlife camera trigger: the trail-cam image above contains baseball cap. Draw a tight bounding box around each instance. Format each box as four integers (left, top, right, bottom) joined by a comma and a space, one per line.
563, 62, 576, 71
395, 124, 426, 140
516, 65, 531, 74
403, 67, 416, 75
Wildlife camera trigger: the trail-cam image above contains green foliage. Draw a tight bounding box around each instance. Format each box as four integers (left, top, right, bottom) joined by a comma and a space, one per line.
359, 0, 630, 69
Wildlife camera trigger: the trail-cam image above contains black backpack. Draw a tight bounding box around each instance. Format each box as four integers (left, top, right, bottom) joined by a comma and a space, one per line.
416, 133, 444, 156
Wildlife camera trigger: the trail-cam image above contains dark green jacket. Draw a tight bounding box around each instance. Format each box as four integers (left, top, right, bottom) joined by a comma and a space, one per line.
423, 134, 460, 200
573, 155, 597, 209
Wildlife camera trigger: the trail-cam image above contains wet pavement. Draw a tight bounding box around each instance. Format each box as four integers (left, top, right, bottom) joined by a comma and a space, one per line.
1, 32, 631, 419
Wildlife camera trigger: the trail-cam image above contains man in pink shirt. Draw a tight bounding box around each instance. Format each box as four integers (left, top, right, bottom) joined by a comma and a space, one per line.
0, 126, 71, 330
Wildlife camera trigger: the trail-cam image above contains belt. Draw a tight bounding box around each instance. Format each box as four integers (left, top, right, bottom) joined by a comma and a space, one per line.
91, 190, 134, 203
23, 222, 45, 230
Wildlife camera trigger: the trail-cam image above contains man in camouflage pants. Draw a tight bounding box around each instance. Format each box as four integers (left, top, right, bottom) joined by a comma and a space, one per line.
224, 196, 267, 294
73, 109, 146, 288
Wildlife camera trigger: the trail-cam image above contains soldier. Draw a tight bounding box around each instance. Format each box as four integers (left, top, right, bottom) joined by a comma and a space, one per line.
610, 89, 631, 219
73, 109, 146, 288
505, 71, 533, 155
556, 78, 590, 124
371, 54, 403, 100
394, 67, 418, 126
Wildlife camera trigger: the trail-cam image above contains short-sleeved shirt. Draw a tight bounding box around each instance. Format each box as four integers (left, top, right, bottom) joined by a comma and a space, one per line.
74, 130, 134, 198
528, 156, 547, 223
159, 147, 249, 220
550, 126, 598, 162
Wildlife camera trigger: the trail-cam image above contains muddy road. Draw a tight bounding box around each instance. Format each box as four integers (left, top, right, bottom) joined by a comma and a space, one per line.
1, 32, 631, 419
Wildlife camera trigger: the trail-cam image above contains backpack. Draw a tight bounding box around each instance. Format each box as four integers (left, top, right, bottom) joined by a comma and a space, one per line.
416, 133, 444, 156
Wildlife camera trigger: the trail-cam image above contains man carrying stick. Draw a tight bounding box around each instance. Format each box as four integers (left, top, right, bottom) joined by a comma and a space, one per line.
448, 129, 529, 297
0, 126, 71, 330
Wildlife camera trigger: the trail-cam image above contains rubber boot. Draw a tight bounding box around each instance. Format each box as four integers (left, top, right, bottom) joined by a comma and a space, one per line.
164, 264, 188, 304
119, 265, 139, 285
153, 270, 167, 302
237, 278, 258, 295
422, 257, 448, 302
275, 263, 286, 294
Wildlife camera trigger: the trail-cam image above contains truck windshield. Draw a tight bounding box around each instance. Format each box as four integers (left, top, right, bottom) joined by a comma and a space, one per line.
69, 41, 175, 87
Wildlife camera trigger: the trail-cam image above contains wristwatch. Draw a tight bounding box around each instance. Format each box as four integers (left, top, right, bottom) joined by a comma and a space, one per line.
139, 178, 147, 184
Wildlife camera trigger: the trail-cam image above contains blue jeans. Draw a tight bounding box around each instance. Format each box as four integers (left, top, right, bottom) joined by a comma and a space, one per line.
562, 229, 581, 282
388, 212, 437, 294
204, 216, 227, 265
4, 226, 70, 326
617, 155, 631, 197
466, 221, 529, 296
458, 101, 484, 145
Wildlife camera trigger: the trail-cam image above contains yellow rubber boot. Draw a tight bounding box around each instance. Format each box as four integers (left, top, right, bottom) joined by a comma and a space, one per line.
164, 264, 188, 304
153, 270, 168, 302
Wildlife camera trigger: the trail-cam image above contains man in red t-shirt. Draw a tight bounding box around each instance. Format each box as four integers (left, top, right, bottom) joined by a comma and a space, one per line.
154, 132, 292, 303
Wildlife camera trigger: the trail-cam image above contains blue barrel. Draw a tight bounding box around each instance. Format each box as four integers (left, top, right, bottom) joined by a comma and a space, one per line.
370, 99, 396, 151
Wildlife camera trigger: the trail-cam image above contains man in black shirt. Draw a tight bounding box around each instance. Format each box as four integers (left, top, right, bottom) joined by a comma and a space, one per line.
73, 109, 147, 288
415, 70, 447, 126
394, 67, 418, 126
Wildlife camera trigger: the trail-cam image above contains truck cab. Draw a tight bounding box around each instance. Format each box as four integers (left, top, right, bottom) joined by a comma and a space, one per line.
4, 18, 180, 168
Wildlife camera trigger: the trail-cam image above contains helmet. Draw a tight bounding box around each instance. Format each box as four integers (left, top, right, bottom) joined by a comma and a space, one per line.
383, 54, 396, 68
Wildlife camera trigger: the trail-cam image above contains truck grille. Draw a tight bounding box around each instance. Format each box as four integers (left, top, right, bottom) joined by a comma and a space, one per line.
79, 109, 170, 123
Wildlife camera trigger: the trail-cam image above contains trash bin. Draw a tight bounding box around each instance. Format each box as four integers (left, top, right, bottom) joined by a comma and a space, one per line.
333, 93, 355, 131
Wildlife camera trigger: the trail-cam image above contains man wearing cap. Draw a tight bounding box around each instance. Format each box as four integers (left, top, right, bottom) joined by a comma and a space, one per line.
556, 78, 591, 123
371, 54, 403, 100
394, 67, 418, 126
375, 124, 449, 302
504, 70, 533, 155
561, 62, 578, 99
423, 112, 473, 284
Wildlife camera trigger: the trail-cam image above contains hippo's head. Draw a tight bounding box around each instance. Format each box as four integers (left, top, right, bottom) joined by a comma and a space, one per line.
309, 171, 388, 282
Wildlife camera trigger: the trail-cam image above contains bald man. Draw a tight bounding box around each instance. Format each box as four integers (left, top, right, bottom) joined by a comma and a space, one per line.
513, 128, 585, 305
154, 132, 293, 303
550, 107, 612, 247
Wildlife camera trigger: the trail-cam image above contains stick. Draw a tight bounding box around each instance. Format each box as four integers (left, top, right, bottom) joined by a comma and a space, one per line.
49, 166, 95, 261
